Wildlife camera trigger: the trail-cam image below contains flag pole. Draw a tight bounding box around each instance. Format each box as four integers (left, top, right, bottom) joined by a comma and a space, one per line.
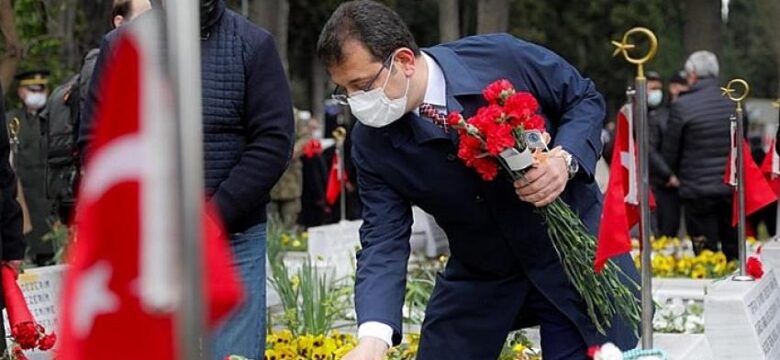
612, 27, 658, 349
164, 0, 207, 358
773, 98, 780, 241
333, 127, 347, 222
722, 79, 753, 281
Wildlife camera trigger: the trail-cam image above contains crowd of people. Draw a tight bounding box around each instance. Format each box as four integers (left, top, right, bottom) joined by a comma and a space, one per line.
1, 0, 777, 359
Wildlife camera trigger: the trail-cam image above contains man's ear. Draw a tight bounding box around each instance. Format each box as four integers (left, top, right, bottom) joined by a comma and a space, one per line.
394, 48, 417, 77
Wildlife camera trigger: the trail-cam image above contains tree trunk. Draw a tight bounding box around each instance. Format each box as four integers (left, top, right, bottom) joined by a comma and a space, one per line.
0, 0, 22, 91
250, 0, 288, 74
438, 0, 459, 42
683, 0, 722, 55
78, 0, 113, 52
311, 56, 326, 121
476, 0, 508, 35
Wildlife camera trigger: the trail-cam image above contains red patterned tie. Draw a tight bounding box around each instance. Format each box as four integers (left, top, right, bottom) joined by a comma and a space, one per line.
419, 103, 449, 131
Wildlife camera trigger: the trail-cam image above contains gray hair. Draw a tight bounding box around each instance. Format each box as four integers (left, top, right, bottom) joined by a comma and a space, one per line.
684, 51, 719, 78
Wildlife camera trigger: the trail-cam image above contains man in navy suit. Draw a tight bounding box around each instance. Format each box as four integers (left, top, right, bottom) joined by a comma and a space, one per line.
317, 1, 640, 359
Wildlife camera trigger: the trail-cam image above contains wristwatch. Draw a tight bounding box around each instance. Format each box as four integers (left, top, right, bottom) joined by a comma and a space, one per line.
560, 149, 579, 179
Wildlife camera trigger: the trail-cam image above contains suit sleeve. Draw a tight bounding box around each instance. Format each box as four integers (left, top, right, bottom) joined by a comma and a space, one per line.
509, 38, 605, 179
662, 104, 684, 173
352, 145, 412, 346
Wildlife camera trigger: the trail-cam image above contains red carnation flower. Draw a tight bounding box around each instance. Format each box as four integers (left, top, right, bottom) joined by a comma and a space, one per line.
37, 333, 57, 351
447, 112, 464, 127
747, 256, 764, 279
468, 104, 504, 134
482, 79, 515, 104
12, 323, 41, 350
504, 92, 539, 126
472, 157, 499, 181
485, 123, 516, 156
12, 346, 27, 360
523, 114, 546, 131
457, 135, 484, 164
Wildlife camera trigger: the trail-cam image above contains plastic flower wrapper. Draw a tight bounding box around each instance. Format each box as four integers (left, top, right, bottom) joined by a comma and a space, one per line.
448, 79, 640, 334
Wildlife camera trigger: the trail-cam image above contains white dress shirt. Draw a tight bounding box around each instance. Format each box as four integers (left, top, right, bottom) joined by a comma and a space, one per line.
357, 51, 448, 348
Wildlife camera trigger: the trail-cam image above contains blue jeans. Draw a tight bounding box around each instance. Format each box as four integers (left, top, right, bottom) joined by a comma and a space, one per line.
211, 222, 266, 360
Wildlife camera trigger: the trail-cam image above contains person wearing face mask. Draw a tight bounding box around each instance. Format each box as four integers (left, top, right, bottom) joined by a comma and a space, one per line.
5, 70, 55, 266
79, 1, 294, 359
317, 2, 639, 359
646, 71, 681, 238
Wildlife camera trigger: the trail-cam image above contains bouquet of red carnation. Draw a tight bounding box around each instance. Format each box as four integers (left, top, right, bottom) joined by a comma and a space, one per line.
2, 265, 57, 358
447, 79, 640, 334
302, 138, 323, 158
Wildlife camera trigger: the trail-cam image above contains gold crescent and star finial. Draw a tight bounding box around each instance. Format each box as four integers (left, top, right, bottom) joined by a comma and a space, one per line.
721, 79, 750, 112
611, 27, 658, 79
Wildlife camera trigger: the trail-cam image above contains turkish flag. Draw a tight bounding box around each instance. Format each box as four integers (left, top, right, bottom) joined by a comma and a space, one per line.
59, 15, 242, 360
325, 152, 348, 206
595, 104, 655, 272
723, 139, 777, 226
760, 140, 780, 196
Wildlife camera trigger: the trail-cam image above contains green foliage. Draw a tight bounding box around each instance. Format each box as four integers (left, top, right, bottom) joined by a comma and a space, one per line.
41, 221, 71, 264
13, 0, 68, 91
266, 220, 353, 337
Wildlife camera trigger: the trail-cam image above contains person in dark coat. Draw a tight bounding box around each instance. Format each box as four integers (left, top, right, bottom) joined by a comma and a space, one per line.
317, 2, 639, 359
78, 1, 294, 359
0, 84, 28, 356
6, 70, 54, 266
662, 51, 738, 259
647, 71, 681, 238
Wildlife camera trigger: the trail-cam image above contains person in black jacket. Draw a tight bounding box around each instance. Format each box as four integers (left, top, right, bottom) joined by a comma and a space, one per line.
647, 71, 681, 238
0, 85, 27, 356
78, 1, 294, 359
662, 51, 737, 259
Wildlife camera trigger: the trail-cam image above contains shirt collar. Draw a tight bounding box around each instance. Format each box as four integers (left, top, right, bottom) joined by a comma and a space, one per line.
421, 51, 447, 107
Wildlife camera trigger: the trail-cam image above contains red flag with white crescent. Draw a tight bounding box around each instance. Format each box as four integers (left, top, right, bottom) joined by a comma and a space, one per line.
59, 14, 242, 360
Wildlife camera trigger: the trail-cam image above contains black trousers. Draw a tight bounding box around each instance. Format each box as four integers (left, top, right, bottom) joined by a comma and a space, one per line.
683, 195, 737, 260
652, 185, 681, 238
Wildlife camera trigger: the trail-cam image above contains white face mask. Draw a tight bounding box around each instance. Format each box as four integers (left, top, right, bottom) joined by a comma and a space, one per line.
24, 92, 47, 110
648, 89, 663, 108
347, 56, 410, 128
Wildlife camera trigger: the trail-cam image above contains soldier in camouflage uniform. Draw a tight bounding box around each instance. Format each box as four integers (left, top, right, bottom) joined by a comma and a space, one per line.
269, 109, 311, 233
6, 70, 55, 266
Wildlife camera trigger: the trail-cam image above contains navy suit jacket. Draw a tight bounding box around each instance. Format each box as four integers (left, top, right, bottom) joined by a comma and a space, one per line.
351, 33, 639, 347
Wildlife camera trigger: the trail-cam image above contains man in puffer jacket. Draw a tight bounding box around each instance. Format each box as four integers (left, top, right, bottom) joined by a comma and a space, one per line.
79, 1, 294, 358
662, 51, 737, 260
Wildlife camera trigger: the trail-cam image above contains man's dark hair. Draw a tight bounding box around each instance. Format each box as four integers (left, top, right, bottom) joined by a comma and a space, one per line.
317, 0, 420, 67
112, 0, 132, 28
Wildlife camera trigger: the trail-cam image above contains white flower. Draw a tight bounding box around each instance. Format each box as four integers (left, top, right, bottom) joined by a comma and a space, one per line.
672, 316, 685, 332
669, 298, 686, 317
595, 343, 624, 360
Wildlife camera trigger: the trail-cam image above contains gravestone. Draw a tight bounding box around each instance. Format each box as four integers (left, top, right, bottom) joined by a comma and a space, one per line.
652, 278, 713, 302
653, 334, 714, 360
705, 267, 780, 360
409, 207, 449, 258
3, 265, 66, 360
761, 239, 780, 271
307, 220, 362, 279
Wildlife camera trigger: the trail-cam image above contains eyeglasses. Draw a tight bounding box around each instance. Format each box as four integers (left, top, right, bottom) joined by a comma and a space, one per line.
331, 53, 394, 106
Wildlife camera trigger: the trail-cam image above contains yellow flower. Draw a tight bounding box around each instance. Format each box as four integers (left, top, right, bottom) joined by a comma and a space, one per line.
713, 252, 727, 266
675, 257, 693, 275
691, 265, 707, 279
281, 234, 291, 245
291, 239, 302, 248
290, 275, 301, 292
513, 343, 527, 353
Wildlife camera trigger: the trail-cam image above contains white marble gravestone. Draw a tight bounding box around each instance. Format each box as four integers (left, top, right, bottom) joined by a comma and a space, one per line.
761, 239, 780, 271
705, 267, 780, 360
409, 207, 449, 257
306, 220, 363, 279
653, 334, 714, 360
3, 265, 66, 360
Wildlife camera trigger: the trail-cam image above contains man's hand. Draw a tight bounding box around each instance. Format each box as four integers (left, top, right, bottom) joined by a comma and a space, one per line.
514, 155, 568, 207
666, 175, 680, 188
342, 337, 389, 360
2, 260, 23, 279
